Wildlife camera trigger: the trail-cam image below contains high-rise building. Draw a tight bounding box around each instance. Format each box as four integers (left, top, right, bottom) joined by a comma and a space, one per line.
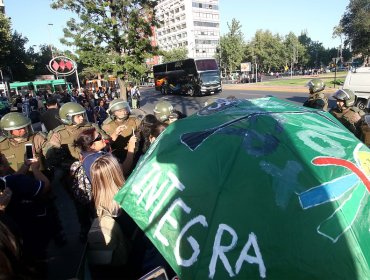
155, 0, 220, 60
0, 0, 5, 14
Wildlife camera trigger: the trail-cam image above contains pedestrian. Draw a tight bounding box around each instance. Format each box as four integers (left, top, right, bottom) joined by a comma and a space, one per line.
130, 84, 141, 109
40, 96, 62, 133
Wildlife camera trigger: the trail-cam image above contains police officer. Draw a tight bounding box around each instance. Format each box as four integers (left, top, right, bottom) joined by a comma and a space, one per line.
303, 78, 329, 111
330, 88, 365, 137
102, 99, 140, 163
0, 112, 46, 173
44, 102, 107, 170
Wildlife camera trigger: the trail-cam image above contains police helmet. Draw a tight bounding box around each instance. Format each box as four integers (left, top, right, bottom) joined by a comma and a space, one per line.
106, 99, 131, 120
153, 100, 173, 122
306, 79, 325, 94
0, 112, 33, 138
59, 102, 86, 125
332, 89, 356, 107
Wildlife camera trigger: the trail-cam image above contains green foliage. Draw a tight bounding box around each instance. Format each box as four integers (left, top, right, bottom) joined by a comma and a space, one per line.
220, 19, 245, 74
51, 0, 160, 96
0, 14, 12, 67
161, 48, 188, 63
340, 0, 370, 62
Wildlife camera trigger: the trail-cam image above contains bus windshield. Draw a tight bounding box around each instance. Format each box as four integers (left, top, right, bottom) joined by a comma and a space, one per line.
200, 71, 221, 85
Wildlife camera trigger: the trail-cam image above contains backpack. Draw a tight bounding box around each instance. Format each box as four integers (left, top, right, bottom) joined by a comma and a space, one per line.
71, 161, 92, 205
132, 88, 140, 99
87, 209, 131, 266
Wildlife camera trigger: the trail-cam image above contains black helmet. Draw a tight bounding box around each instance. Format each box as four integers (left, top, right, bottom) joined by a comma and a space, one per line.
0, 112, 33, 138
332, 89, 356, 107
59, 102, 86, 125
153, 100, 173, 122
306, 79, 325, 94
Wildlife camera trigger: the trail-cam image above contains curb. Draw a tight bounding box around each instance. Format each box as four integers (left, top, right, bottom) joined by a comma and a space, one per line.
222, 84, 337, 94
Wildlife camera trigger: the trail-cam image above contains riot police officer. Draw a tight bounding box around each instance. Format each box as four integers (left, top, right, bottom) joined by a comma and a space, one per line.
330, 88, 364, 137
102, 99, 140, 163
303, 78, 329, 111
153, 100, 177, 125
44, 102, 107, 170
0, 112, 46, 173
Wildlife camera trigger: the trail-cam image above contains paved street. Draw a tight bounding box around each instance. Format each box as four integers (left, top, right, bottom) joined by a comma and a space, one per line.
138, 83, 336, 117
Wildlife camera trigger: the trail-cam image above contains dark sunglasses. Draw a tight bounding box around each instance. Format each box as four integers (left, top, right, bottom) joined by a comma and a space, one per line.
90, 133, 102, 144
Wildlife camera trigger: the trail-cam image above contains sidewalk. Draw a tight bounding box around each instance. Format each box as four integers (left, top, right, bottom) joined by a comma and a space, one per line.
222, 83, 337, 94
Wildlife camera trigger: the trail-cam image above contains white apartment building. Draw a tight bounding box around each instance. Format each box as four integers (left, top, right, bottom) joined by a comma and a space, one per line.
0, 0, 5, 14
155, 0, 220, 60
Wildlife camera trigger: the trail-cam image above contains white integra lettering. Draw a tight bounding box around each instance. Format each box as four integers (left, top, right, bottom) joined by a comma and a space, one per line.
149, 171, 186, 222
209, 224, 238, 278
132, 162, 161, 195
235, 232, 266, 278
154, 198, 191, 246
175, 215, 208, 267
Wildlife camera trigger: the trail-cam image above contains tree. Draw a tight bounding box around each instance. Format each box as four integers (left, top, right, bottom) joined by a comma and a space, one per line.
248, 30, 285, 73
339, 0, 370, 65
0, 14, 12, 69
51, 0, 160, 99
220, 19, 245, 75
161, 47, 188, 63
283, 32, 306, 71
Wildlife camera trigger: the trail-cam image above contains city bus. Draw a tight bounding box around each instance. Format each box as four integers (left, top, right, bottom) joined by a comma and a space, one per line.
9, 79, 73, 96
153, 58, 222, 96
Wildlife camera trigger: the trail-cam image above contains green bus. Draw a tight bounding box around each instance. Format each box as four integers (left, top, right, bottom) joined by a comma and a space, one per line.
9, 79, 73, 96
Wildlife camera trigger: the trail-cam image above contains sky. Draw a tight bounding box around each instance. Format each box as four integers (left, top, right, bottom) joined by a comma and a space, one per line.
5, 0, 350, 51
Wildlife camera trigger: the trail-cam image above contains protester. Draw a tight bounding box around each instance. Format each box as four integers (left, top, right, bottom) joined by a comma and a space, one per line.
94, 98, 108, 126
90, 154, 171, 277
0, 156, 52, 277
40, 97, 61, 132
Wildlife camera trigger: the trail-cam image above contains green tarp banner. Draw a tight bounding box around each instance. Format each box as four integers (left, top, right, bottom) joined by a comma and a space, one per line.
115, 97, 370, 279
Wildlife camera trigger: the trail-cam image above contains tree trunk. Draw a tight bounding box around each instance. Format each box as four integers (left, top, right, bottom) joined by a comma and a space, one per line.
117, 77, 127, 101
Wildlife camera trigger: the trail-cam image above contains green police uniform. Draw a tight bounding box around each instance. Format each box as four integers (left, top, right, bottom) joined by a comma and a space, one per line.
303, 79, 328, 111
0, 112, 47, 173
330, 107, 364, 137
43, 102, 108, 169
44, 123, 108, 169
0, 132, 46, 173
330, 89, 364, 138
102, 117, 140, 162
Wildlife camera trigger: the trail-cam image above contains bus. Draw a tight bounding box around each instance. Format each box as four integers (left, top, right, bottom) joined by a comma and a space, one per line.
153, 58, 222, 96
9, 79, 73, 96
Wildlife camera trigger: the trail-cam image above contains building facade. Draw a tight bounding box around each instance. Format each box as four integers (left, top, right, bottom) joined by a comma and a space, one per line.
0, 0, 5, 14
155, 0, 220, 60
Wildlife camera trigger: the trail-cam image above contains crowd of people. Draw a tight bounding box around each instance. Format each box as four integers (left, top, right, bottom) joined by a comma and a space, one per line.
0, 78, 369, 278
0, 83, 181, 279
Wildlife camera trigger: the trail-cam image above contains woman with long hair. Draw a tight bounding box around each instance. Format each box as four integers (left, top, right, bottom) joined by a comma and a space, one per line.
90, 154, 124, 217
71, 127, 109, 240
90, 153, 173, 277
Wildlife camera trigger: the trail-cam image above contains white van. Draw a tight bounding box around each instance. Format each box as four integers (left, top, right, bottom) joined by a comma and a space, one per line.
342, 67, 370, 110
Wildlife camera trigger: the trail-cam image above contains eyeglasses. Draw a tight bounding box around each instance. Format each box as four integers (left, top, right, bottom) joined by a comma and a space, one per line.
90, 133, 102, 144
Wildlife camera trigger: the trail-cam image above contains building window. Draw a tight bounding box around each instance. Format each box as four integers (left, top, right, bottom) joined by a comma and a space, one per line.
194, 21, 219, 28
